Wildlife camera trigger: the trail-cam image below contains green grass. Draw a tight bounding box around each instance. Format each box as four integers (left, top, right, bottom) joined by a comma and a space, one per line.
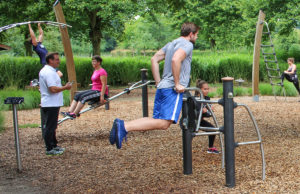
202, 81, 298, 98
259, 81, 298, 96
0, 89, 71, 111
19, 123, 40, 128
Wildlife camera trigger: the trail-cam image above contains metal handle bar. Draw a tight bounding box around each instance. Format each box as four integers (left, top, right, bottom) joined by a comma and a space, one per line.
58, 80, 154, 125
236, 103, 265, 180
0, 21, 72, 33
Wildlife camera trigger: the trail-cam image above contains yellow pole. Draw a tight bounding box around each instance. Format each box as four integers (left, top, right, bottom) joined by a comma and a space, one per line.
252, 10, 265, 102
53, 0, 77, 100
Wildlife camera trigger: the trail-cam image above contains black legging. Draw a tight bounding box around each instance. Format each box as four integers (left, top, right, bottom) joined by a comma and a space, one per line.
74, 90, 101, 104
200, 120, 216, 148
281, 73, 300, 94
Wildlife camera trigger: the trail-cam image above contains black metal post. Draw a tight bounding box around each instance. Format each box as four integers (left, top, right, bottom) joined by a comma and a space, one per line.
182, 97, 193, 175
105, 85, 110, 110
4, 97, 24, 172
141, 69, 148, 117
222, 77, 235, 188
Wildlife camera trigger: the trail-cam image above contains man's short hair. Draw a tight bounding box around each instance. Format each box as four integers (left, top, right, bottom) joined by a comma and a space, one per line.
46, 52, 59, 63
92, 55, 103, 64
181, 22, 200, 37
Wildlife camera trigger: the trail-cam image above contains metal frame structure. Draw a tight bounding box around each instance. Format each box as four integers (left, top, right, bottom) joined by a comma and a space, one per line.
261, 21, 286, 100
0, 21, 72, 33
58, 80, 154, 125
181, 78, 265, 188
4, 97, 24, 172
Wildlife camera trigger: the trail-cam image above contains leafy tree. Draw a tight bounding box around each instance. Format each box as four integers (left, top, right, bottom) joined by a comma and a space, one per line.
64, 0, 138, 55
0, 0, 56, 56
118, 14, 178, 53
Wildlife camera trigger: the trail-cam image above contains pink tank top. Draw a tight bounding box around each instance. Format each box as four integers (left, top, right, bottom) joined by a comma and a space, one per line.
91, 68, 108, 95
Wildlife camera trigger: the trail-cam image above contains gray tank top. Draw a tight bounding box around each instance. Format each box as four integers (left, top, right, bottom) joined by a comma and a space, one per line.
157, 37, 194, 89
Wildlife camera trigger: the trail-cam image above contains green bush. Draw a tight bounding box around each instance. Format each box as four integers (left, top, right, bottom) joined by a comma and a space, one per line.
218, 55, 253, 81
234, 87, 249, 96
258, 82, 298, 97
288, 44, 300, 62
0, 89, 70, 111
0, 53, 295, 89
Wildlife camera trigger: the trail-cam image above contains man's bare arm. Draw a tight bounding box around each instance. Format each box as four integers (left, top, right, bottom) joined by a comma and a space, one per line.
151, 49, 165, 85
172, 48, 186, 93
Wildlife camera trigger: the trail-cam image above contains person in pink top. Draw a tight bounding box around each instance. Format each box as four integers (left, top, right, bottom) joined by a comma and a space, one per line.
62, 55, 108, 118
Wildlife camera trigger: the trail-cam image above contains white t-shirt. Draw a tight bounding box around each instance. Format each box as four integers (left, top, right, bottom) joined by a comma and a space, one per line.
39, 65, 63, 107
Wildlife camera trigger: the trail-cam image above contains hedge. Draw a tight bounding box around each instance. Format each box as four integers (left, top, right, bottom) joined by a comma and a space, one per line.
0, 54, 293, 89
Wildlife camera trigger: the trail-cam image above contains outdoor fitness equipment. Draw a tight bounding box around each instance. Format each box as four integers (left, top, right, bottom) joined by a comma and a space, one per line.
0, 21, 72, 33
4, 97, 24, 172
181, 77, 265, 188
58, 80, 155, 125
179, 90, 225, 169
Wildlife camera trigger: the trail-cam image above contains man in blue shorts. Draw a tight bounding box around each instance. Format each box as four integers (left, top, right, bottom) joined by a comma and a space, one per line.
109, 22, 199, 149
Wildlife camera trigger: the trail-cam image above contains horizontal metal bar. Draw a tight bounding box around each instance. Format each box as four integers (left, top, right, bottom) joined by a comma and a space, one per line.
266, 68, 280, 71
262, 52, 275, 55
198, 127, 221, 131
182, 98, 219, 105
193, 132, 221, 136
268, 75, 281, 79
261, 44, 274, 47
237, 141, 261, 146
264, 60, 278, 63
270, 83, 284, 86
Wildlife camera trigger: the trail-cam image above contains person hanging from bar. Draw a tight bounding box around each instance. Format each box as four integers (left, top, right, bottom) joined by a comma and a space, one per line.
195, 79, 220, 154
28, 23, 63, 77
280, 57, 300, 95
109, 22, 200, 149
61, 55, 108, 118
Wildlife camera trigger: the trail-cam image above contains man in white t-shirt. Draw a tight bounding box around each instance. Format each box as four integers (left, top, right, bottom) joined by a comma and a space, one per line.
39, 52, 72, 156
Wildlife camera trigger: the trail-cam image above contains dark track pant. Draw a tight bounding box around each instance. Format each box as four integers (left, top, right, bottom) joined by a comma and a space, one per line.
281, 73, 300, 94
200, 120, 216, 148
41, 107, 60, 151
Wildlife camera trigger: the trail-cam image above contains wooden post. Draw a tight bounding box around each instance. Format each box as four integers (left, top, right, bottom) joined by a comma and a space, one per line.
53, 0, 77, 100
252, 10, 265, 102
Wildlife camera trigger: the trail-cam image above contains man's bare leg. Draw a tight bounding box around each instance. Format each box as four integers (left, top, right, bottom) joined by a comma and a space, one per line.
125, 117, 173, 132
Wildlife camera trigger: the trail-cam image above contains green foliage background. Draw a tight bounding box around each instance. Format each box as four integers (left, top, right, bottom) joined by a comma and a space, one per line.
0, 53, 294, 89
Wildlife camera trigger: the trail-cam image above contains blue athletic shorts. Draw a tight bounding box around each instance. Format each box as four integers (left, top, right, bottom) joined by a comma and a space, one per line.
153, 88, 183, 123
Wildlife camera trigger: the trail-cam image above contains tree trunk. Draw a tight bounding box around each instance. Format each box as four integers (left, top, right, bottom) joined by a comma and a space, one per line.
210, 38, 216, 48
24, 40, 33, 56
91, 38, 101, 56
24, 34, 32, 56
88, 10, 102, 56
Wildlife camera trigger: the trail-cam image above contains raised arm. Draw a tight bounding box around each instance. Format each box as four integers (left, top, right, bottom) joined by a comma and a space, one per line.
172, 48, 186, 93
151, 49, 165, 86
28, 23, 37, 46
37, 23, 44, 43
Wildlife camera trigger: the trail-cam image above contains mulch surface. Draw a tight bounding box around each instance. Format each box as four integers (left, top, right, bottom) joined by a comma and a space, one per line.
1, 88, 300, 193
